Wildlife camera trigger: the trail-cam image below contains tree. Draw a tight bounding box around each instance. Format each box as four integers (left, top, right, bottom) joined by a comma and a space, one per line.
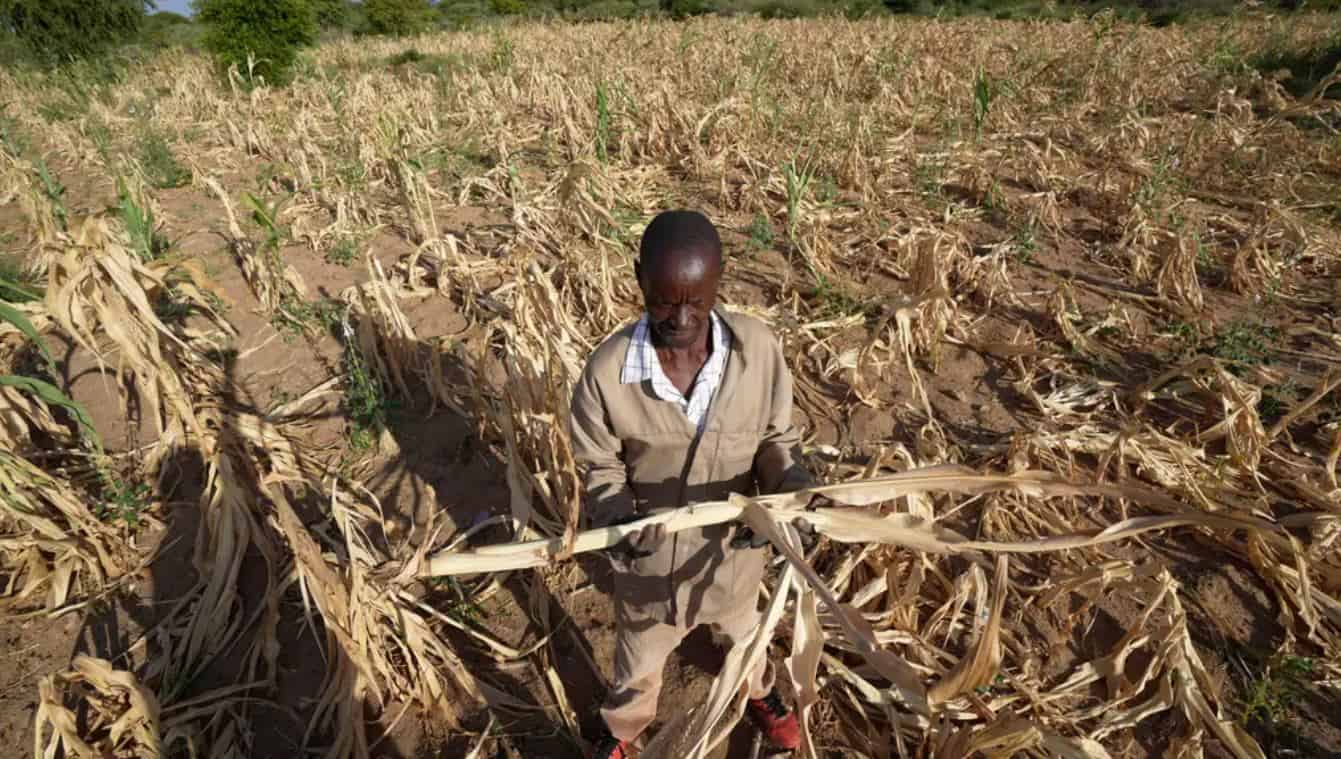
193, 0, 317, 86
0, 0, 151, 64
310, 0, 351, 29
364, 0, 434, 36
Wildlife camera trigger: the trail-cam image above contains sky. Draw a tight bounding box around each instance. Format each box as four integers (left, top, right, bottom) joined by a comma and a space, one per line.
156, 0, 195, 15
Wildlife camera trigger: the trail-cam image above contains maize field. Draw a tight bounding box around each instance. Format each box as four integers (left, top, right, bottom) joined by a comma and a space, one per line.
1, 11, 1340, 759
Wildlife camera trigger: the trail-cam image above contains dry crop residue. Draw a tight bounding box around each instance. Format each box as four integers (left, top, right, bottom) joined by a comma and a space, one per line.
2, 11, 1340, 759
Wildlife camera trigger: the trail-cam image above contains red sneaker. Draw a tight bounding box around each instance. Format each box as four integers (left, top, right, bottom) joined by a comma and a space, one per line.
747, 688, 801, 750
589, 729, 634, 759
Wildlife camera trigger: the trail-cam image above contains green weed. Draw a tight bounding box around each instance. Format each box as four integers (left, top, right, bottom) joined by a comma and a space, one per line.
255, 161, 298, 193
676, 26, 701, 55
1090, 6, 1119, 41
982, 180, 1006, 216
1207, 24, 1245, 74
743, 33, 781, 126
1240, 654, 1314, 740
341, 323, 391, 451
326, 238, 359, 267
243, 192, 291, 252
815, 175, 840, 206
874, 43, 906, 82
1158, 318, 1201, 359
782, 157, 816, 243
202, 288, 228, 317
137, 132, 192, 190
1193, 233, 1225, 283
37, 96, 86, 124
914, 152, 948, 201
812, 275, 871, 319
413, 139, 490, 181
595, 80, 611, 163
743, 31, 779, 76
274, 295, 342, 341
0, 253, 43, 304
118, 180, 171, 261
1256, 380, 1299, 424
747, 213, 774, 250
972, 65, 993, 140
1012, 224, 1038, 263
336, 160, 369, 190
87, 118, 114, 163
154, 285, 194, 325
1135, 149, 1183, 211
97, 472, 151, 527
0, 113, 26, 158
602, 204, 643, 246
490, 32, 514, 73
1212, 320, 1279, 371
35, 159, 68, 232
426, 576, 487, 623
0, 298, 99, 448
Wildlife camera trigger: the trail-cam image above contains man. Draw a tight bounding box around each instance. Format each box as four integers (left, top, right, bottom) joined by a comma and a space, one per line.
570, 210, 811, 758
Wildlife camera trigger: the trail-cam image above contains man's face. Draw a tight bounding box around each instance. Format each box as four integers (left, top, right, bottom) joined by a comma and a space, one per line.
637, 248, 721, 350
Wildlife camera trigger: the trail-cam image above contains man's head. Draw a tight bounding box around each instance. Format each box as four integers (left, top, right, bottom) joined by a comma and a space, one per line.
636, 210, 724, 350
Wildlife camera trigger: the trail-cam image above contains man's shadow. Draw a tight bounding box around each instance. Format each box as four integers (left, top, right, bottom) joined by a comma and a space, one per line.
68, 342, 395, 758
366, 324, 615, 757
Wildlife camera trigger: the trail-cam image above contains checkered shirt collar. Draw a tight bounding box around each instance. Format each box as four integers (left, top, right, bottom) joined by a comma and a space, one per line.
620, 311, 732, 428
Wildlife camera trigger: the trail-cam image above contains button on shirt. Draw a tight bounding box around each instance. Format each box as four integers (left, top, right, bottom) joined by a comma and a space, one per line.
620, 312, 732, 430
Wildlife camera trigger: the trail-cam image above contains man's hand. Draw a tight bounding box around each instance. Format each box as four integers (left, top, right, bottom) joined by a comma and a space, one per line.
729, 523, 771, 550
791, 516, 819, 553
792, 493, 831, 552
731, 493, 830, 552
609, 513, 668, 564
624, 522, 668, 559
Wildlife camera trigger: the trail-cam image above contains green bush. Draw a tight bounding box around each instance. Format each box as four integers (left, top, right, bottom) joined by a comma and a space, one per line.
364, 0, 434, 35
844, 0, 887, 16
193, 0, 318, 86
438, 0, 494, 28
0, 0, 149, 65
754, 0, 818, 17
574, 0, 644, 18
310, 0, 351, 28
670, 0, 712, 17
1252, 35, 1341, 98
143, 10, 205, 49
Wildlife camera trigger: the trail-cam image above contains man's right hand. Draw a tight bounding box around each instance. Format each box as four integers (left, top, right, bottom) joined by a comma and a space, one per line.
609, 514, 668, 563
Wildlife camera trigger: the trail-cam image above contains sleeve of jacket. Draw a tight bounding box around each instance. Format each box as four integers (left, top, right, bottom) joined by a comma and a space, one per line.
754, 331, 813, 495
569, 361, 636, 529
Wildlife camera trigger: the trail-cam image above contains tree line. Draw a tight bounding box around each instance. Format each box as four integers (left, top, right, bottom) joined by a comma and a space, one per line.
3, 0, 1338, 86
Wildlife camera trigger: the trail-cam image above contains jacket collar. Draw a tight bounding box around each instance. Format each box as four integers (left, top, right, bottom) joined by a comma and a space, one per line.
699, 307, 748, 433
713, 307, 749, 369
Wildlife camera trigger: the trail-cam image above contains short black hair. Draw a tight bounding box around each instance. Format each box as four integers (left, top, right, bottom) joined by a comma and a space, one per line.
639, 210, 722, 268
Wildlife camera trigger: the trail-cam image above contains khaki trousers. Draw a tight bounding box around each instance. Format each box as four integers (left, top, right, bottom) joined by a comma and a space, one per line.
601, 601, 774, 743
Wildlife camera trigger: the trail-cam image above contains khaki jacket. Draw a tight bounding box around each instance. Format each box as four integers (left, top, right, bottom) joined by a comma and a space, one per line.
569, 309, 811, 628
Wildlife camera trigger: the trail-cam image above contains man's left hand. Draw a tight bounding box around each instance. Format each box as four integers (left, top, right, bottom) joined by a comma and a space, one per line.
731, 493, 829, 552
730, 523, 771, 550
